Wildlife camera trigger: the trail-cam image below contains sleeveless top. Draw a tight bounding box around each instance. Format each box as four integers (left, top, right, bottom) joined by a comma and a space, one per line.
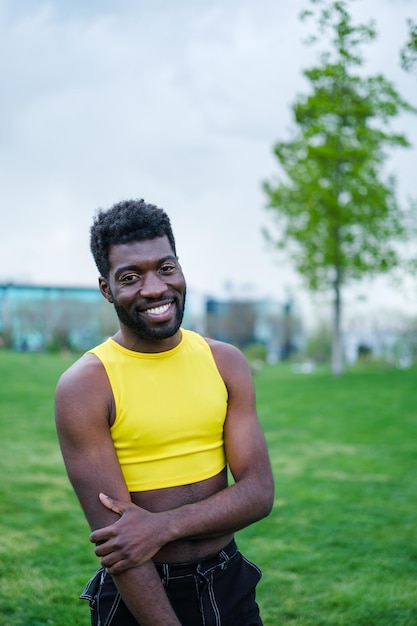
88, 329, 228, 491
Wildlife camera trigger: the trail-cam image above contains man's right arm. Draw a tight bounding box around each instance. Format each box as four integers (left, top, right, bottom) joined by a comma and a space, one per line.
54, 355, 181, 626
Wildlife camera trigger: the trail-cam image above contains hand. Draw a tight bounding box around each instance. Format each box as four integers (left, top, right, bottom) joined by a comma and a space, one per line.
90, 493, 166, 574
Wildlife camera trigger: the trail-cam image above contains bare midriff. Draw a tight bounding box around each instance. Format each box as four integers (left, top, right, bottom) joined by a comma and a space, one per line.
130, 468, 233, 563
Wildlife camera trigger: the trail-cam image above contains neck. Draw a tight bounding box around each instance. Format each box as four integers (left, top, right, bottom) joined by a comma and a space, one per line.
112, 327, 183, 353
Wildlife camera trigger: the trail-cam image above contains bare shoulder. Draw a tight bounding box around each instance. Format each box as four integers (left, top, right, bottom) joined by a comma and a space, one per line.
56, 352, 105, 396
205, 337, 247, 364
204, 337, 252, 388
55, 351, 113, 426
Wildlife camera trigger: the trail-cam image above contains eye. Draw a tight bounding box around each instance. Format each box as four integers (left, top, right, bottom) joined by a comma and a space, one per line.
159, 263, 177, 274
119, 272, 141, 284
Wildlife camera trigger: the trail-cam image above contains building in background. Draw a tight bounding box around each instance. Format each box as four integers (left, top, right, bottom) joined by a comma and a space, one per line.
2, 283, 414, 365
0, 284, 117, 352
0, 283, 302, 360
206, 296, 302, 361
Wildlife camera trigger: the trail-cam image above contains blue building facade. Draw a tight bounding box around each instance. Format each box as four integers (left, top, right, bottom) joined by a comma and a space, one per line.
0, 283, 117, 351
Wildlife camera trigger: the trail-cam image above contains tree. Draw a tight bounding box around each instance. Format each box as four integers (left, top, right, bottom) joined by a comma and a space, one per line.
263, 0, 416, 375
400, 19, 417, 277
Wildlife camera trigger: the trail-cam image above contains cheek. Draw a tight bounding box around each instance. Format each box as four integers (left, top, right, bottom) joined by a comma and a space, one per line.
114, 283, 140, 300
175, 274, 186, 291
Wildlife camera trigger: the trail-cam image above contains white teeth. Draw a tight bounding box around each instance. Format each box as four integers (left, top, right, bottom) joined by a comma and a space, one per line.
144, 303, 171, 315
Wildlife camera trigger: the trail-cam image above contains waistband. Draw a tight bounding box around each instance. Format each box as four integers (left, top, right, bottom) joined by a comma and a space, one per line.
153, 539, 238, 578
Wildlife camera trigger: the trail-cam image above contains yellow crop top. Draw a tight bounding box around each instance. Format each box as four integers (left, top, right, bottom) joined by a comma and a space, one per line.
88, 329, 228, 491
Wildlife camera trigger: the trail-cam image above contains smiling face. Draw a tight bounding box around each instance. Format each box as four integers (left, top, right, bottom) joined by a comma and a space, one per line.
99, 235, 186, 352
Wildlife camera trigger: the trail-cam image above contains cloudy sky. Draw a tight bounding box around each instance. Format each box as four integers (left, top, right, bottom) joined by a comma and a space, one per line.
1, 0, 416, 322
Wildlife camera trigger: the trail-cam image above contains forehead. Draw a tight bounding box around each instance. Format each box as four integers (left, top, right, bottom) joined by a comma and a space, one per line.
108, 236, 175, 271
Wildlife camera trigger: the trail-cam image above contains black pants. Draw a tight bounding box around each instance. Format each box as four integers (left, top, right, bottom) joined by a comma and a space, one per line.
81, 540, 263, 626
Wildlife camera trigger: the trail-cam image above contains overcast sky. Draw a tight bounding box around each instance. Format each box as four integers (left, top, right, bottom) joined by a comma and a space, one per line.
1, 0, 416, 323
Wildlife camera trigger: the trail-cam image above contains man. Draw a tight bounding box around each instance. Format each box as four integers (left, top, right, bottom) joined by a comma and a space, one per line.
55, 198, 274, 626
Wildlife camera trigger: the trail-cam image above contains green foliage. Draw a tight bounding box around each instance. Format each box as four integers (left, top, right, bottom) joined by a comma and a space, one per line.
264, 0, 416, 375
1, 351, 416, 625
401, 19, 417, 75
264, 0, 415, 293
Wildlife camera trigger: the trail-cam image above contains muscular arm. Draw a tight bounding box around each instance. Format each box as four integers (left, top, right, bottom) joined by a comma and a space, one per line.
164, 340, 274, 534
55, 355, 181, 626
91, 341, 275, 573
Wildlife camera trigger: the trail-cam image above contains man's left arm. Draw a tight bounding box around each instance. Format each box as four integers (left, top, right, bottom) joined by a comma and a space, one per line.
92, 341, 274, 573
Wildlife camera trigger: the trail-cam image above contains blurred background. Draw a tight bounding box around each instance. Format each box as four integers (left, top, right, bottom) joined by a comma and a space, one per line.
1, 0, 416, 371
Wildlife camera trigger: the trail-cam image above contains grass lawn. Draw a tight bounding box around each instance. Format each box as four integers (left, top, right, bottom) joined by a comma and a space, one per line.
0, 350, 416, 625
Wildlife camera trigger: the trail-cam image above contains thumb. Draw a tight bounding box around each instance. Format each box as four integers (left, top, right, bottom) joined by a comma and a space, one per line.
99, 492, 131, 516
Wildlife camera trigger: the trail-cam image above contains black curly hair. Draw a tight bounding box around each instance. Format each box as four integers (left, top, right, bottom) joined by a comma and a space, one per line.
90, 198, 177, 278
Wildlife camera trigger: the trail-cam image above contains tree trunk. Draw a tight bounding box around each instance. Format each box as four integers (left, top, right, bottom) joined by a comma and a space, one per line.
331, 272, 344, 376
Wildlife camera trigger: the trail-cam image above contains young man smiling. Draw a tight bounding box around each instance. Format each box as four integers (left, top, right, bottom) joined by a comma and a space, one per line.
55, 198, 274, 626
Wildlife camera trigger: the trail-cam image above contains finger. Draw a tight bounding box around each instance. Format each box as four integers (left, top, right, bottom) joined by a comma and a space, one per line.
105, 548, 156, 573
99, 548, 132, 572
105, 558, 136, 574
94, 542, 115, 557
90, 525, 114, 544
98, 492, 130, 515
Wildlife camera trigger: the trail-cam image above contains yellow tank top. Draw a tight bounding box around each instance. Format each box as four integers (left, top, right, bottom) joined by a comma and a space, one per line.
89, 329, 228, 491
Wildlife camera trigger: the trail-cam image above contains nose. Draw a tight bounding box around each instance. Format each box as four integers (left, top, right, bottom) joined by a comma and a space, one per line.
139, 272, 168, 298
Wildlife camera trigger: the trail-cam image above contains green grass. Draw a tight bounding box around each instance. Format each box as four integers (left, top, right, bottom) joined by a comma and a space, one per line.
0, 350, 96, 626
0, 351, 416, 625
244, 363, 417, 626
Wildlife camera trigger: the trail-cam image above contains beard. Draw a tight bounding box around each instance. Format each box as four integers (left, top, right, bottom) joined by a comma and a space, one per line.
112, 289, 186, 342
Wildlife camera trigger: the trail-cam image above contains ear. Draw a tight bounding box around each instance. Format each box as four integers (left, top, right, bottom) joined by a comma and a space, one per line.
98, 277, 113, 303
